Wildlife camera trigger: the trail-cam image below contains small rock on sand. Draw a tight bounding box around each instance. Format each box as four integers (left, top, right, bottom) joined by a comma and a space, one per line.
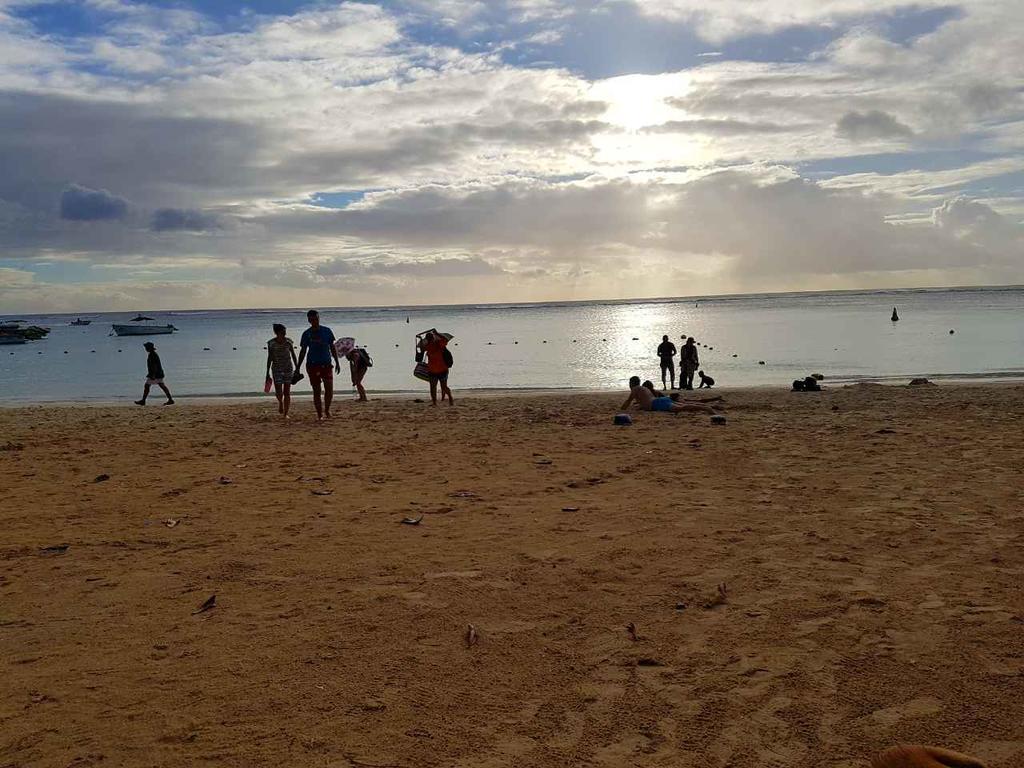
908, 378, 936, 386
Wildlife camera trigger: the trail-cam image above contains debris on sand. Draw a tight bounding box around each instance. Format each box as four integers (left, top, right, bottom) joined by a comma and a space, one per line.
626, 622, 638, 641
311, 489, 333, 496
703, 583, 728, 609
40, 544, 69, 555
449, 490, 478, 499
401, 516, 423, 525
561, 506, 580, 512
94, 474, 110, 483
163, 519, 180, 528
194, 595, 216, 614
218, 476, 233, 485
1, 442, 24, 452
465, 624, 479, 648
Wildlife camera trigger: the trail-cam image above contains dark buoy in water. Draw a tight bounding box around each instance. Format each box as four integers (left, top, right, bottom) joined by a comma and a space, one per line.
758, 360, 766, 365
891, 306, 899, 322
949, 329, 955, 334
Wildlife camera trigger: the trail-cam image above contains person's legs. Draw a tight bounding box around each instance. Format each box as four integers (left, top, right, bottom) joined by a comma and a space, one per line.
429, 378, 438, 405
441, 380, 454, 405
282, 382, 291, 418
136, 382, 152, 405
157, 382, 174, 403
324, 373, 333, 418
670, 402, 715, 414
309, 368, 324, 419
660, 364, 668, 390
353, 369, 367, 401
274, 381, 284, 413
668, 363, 675, 389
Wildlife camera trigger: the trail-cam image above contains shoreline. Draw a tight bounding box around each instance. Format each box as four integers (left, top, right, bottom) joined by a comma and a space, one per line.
2, 375, 1023, 408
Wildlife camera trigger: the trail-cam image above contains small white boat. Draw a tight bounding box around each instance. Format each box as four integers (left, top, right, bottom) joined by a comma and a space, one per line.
112, 323, 177, 336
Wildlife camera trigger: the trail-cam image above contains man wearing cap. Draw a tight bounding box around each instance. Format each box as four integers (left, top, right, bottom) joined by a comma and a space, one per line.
135, 341, 174, 406
296, 309, 340, 420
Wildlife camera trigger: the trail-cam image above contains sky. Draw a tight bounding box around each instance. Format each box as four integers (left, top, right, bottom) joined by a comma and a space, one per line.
0, 0, 1022, 312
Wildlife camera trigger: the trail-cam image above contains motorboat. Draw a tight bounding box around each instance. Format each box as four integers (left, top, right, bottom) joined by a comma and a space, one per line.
71, 318, 92, 326
112, 322, 177, 336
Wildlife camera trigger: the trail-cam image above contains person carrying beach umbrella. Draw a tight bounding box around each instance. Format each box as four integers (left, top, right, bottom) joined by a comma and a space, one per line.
417, 328, 454, 406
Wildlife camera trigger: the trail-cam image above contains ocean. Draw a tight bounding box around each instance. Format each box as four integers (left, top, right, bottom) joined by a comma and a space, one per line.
2, 287, 1022, 403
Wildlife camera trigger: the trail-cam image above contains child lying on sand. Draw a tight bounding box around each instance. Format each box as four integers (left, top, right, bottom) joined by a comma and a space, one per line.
622, 376, 716, 415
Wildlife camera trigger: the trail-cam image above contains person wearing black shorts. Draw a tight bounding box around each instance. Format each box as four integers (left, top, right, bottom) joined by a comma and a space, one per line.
656, 335, 677, 390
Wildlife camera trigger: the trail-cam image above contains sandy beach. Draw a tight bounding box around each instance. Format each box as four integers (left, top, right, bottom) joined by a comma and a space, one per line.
2, 384, 1023, 768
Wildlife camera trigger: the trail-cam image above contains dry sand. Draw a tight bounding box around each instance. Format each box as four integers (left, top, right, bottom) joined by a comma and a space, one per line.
1, 384, 1023, 768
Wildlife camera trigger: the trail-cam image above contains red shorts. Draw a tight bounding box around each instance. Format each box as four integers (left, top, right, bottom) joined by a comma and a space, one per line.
307, 364, 333, 386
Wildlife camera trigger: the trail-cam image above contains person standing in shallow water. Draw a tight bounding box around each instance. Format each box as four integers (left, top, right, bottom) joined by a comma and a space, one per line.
135, 341, 174, 405
295, 309, 340, 420
680, 336, 699, 390
657, 334, 677, 390
266, 323, 298, 419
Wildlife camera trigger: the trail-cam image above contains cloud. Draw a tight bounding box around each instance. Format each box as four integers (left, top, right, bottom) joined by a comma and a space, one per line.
59, 184, 129, 221
150, 208, 222, 232
643, 118, 808, 135
316, 255, 504, 278
835, 110, 914, 141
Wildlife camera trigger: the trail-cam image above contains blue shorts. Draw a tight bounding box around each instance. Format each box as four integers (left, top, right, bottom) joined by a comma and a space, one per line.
429, 371, 449, 383
651, 396, 673, 412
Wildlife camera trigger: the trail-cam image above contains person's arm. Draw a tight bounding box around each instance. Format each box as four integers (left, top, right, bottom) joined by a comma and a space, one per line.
296, 336, 307, 369
266, 346, 273, 377
289, 342, 298, 368
331, 336, 341, 373
620, 391, 635, 410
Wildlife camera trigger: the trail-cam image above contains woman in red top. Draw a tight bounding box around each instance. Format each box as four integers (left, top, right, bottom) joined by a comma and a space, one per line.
419, 330, 454, 406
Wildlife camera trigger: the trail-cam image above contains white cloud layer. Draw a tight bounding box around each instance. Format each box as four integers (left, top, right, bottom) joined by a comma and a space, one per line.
0, 0, 1021, 311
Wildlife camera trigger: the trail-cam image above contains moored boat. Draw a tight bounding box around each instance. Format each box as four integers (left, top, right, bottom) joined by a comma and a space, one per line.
112, 323, 177, 336
71, 318, 92, 326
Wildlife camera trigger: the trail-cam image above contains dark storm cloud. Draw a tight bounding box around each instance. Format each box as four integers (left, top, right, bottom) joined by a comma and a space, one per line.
59, 184, 128, 221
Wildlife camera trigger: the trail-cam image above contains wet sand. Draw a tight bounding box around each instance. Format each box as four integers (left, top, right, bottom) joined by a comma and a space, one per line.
1, 384, 1023, 767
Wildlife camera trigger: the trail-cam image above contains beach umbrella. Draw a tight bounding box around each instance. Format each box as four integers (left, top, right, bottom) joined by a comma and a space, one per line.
334, 337, 356, 357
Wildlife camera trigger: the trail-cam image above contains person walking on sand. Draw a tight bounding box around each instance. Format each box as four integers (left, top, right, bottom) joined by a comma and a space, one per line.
347, 347, 370, 402
266, 323, 298, 419
621, 376, 714, 415
295, 309, 340, 420
135, 341, 174, 406
680, 336, 699, 390
657, 334, 677, 390
419, 329, 454, 406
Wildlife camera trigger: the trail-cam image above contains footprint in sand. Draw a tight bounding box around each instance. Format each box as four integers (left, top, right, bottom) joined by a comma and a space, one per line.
870, 696, 943, 728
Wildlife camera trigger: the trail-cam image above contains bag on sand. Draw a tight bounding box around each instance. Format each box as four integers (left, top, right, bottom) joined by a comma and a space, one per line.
413, 362, 431, 381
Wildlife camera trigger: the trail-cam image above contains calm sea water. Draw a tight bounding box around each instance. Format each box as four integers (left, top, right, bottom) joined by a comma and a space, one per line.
1, 287, 1022, 403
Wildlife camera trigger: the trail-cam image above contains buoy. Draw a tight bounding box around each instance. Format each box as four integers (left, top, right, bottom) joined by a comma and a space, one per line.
891, 307, 899, 322
395, 344, 399, 347
709, 346, 713, 350
90, 350, 95, 353
758, 360, 765, 365
232, 347, 237, 350
515, 341, 519, 344
949, 329, 955, 334
203, 347, 211, 351
732, 354, 737, 357
542, 340, 547, 344
63, 350, 68, 354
